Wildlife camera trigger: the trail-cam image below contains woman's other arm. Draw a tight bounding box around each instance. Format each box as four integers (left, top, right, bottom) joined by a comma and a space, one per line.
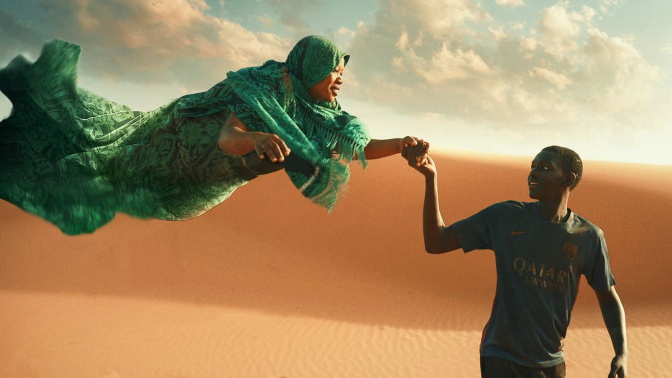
218, 113, 291, 162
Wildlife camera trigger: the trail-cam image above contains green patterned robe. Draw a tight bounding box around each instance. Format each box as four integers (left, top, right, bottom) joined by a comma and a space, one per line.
0, 36, 370, 234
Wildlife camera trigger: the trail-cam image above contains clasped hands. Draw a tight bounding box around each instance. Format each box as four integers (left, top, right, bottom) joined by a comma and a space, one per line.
401, 137, 435, 176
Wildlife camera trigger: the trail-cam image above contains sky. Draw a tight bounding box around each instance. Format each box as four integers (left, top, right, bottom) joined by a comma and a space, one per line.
1, 0, 671, 165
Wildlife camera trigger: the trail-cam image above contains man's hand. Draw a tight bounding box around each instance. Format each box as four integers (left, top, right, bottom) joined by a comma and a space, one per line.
402, 141, 436, 177
596, 287, 628, 378
608, 354, 628, 378
400, 136, 430, 165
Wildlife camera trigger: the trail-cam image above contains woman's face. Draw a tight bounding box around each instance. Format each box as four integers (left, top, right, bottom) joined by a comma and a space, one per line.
308, 57, 345, 103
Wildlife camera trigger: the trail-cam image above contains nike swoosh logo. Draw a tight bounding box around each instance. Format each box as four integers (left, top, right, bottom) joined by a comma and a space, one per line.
510, 231, 526, 236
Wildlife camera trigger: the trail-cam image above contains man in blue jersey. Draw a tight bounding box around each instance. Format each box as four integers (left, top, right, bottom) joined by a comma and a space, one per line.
402, 145, 627, 378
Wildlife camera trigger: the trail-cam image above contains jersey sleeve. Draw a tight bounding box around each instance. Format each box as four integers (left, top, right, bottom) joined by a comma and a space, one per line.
449, 203, 499, 253
583, 229, 616, 292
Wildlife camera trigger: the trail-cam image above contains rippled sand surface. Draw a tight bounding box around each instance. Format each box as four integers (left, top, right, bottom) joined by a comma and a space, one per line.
1, 151, 670, 377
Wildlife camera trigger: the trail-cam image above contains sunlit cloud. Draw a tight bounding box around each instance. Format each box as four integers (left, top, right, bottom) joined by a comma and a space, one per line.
266, 0, 322, 39
581, 28, 662, 114
338, 27, 356, 38
257, 16, 274, 27
495, 0, 524, 7
34, 0, 290, 88
661, 44, 672, 55
417, 44, 493, 84
511, 22, 526, 31
539, 2, 595, 60
489, 26, 507, 42
343, 0, 671, 165
529, 67, 572, 90
598, 0, 624, 14
387, 0, 491, 40
519, 36, 538, 58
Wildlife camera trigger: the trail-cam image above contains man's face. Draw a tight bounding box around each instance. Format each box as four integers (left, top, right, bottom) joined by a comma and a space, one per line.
528, 150, 569, 201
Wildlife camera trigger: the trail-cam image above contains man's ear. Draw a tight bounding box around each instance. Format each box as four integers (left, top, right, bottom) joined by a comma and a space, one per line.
564, 172, 577, 188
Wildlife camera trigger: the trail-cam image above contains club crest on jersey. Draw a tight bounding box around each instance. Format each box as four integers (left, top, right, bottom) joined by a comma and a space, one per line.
562, 242, 578, 261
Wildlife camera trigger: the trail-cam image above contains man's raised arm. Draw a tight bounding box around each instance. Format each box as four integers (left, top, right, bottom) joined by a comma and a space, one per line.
402, 144, 460, 254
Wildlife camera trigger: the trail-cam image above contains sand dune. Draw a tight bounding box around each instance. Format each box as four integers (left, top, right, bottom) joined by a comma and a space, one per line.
1, 150, 670, 377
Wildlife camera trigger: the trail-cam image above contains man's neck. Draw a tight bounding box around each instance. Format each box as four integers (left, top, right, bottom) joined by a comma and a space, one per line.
537, 196, 570, 223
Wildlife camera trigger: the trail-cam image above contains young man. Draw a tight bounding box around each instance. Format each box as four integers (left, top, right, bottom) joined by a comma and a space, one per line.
402, 145, 627, 378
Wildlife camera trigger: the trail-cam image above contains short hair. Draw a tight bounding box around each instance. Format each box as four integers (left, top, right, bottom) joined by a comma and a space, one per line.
542, 146, 583, 190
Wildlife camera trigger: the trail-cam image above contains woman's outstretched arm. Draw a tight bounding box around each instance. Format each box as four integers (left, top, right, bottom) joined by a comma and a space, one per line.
363, 137, 429, 161
218, 113, 291, 163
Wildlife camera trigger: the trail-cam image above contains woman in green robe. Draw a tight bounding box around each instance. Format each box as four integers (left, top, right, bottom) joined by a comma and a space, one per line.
0, 35, 428, 235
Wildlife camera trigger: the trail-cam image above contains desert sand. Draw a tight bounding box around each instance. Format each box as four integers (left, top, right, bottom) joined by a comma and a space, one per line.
1, 149, 671, 377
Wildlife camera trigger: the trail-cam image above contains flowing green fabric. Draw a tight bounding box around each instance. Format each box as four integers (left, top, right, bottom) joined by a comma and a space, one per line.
0, 36, 370, 235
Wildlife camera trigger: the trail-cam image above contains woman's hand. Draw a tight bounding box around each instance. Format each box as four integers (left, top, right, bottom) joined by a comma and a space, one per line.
402, 141, 436, 177
252, 133, 291, 163
400, 136, 430, 167
218, 113, 291, 162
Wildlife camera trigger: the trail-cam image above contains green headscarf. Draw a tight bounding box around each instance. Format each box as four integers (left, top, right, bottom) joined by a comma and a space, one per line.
177, 35, 371, 210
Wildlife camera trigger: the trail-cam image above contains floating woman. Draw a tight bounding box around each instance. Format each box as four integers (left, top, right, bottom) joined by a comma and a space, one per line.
0, 35, 428, 235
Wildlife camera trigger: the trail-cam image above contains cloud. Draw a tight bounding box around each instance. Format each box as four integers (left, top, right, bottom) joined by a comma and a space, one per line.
495, 0, 524, 7
519, 36, 537, 58
392, 28, 493, 84
0, 9, 43, 59
348, 0, 493, 90
265, 0, 323, 39
338, 27, 356, 38
415, 44, 493, 84
257, 15, 274, 27
579, 28, 663, 115
661, 44, 672, 55
529, 67, 572, 90
539, 2, 595, 60
385, 0, 491, 40
489, 26, 507, 42
598, 0, 623, 14
345, 0, 669, 152
512, 22, 526, 31
350, 0, 577, 122
20, 0, 291, 89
